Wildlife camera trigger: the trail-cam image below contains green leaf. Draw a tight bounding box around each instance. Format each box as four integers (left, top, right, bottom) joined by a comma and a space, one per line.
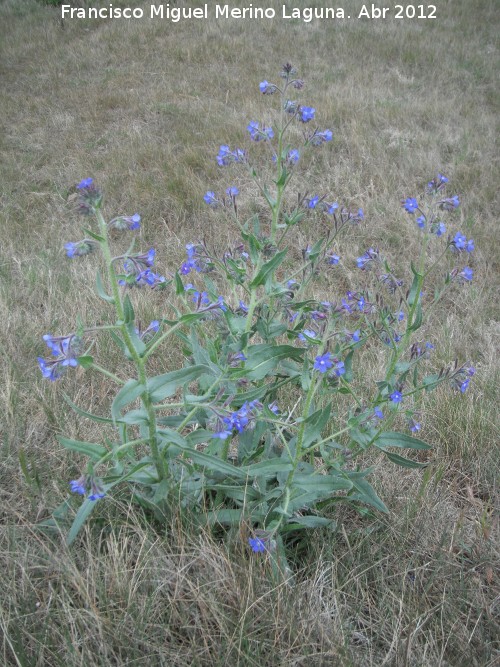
376, 431, 432, 450
66, 498, 99, 546
285, 515, 337, 530
384, 451, 429, 468
407, 265, 421, 307
423, 374, 440, 392
62, 393, 119, 425
293, 474, 353, 493
76, 355, 94, 369
82, 228, 105, 243
148, 365, 214, 403
123, 295, 135, 324
174, 271, 185, 295
96, 272, 114, 303
200, 509, 245, 526
120, 408, 149, 425
125, 322, 147, 356
57, 436, 107, 462
244, 459, 293, 479
409, 301, 423, 332
111, 379, 145, 423
250, 249, 288, 288
233, 344, 303, 381
347, 476, 389, 513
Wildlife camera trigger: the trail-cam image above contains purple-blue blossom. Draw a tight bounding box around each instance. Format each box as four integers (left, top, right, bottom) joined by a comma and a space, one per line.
357, 248, 378, 270
298, 106, 315, 122
309, 129, 333, 145
204, 191, 218, 207
216, 145, 246, 167
64, 240, 96, 258
298, 329, 317, 342
248, 537, 266, 553
259, 80, 276, 95
76, 177, 93, 190
390, 391, 403, 404
247, 121, 274, 142
403, 197, 419, 214
314, 353, 333, 373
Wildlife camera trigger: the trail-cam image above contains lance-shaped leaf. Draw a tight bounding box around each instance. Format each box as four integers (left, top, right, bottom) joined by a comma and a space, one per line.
383, 451, 429, 468
111, 379, 145, 423
232, 344, 303, 381
375, 431, 432, 450
250, 249, 288, 288
66, 498, 99, 546
96, 271, 114, 303
147, 364, 215, 403
57, 436, 107, 462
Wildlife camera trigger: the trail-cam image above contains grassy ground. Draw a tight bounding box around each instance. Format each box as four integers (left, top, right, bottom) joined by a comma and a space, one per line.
0, 0, 498, 665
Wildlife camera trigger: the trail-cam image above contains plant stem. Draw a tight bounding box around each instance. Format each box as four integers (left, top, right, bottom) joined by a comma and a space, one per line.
94, 209, 166, 481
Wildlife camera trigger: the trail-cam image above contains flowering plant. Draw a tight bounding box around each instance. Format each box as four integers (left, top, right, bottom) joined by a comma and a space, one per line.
40, 64, 475, 570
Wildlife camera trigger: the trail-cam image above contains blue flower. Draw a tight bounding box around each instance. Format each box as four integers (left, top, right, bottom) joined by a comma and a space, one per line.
352, 330, 361, 342
460, 267, 473, 282
204, 191, 218, 207
38, 357, 62, 381
357, 248, 378, 270
69, 474, 105, 501
247, 121, 274, 142
314, 353, 333, 373
212, 430, 232, 440
226, 186, 239, 197
216, 145, 246, 167
416, 216, 426, 229
76, 177, 93, 190
309, 129, 333, 145
453, 232, 467, 250
334, 361, 345, 377
439, 195, 460, 211
460, 378, 470, 393
373, 407, 384, 420
327, 253, 340, 265
248, 537, 266, 553
287, 149, 300, 164
298, 106, 315, 122
326, 202, 339, 215
298, 329, 317, 342
390, 391, 403, 404
259, 80, 276, 95
432, 221, 446, 237
308, 196, 320, 209
465, 239, 474, 252
403, 197, 419, 214
70, 477, 86, 495
64, 240, 96, 258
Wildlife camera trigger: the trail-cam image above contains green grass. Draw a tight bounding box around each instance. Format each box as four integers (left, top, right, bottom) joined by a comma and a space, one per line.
0, 1, 498, 665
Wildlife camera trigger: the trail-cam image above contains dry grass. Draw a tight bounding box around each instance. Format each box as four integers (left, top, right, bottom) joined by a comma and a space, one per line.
0, 0, 499, 665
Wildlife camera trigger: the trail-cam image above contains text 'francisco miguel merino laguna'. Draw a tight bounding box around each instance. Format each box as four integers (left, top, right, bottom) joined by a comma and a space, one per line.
61, 4, 377, 22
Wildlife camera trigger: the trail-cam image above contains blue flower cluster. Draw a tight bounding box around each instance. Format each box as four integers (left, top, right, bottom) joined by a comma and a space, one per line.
70, 474, 106, 501
217, 145, 246, 166
38, 334, 82, 381
120, 249, 167, 289
247, 121, 274, 141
